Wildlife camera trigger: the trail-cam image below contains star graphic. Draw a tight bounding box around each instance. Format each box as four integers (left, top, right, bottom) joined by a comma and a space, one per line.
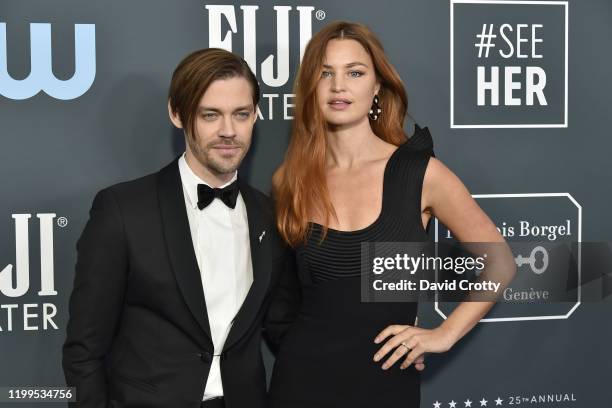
495, 397, 503, 406
465, 399, 473, 407
433, 401, 441, 408
450, 400, 457, 408
480, 398, 488, 407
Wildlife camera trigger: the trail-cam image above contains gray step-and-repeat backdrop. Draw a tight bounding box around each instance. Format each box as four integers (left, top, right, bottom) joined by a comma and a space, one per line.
1, 0, 610, 407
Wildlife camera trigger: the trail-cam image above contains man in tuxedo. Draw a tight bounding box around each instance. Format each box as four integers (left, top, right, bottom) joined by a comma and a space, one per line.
62, 48, 296, 408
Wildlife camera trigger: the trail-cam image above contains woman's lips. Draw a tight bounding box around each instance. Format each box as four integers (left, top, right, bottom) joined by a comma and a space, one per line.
328, 100, 352, 110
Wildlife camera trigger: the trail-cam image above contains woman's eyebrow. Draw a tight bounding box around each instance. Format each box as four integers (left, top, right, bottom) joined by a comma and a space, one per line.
322, 61, 369, 69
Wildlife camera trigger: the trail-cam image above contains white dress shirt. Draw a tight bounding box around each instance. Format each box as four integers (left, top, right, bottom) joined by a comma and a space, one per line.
178, 154, 253, 400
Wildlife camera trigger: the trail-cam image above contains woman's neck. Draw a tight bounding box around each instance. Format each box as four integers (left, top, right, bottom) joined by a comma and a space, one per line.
325, 117, 383, 169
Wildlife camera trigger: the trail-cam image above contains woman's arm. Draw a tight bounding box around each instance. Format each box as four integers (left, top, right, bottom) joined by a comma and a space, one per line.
422, 157, 516, 341
373, 157, 516, 370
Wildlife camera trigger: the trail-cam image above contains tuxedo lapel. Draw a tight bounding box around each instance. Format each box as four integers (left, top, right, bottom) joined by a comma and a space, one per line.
157, 158, 213, 346
223, 178, 272, 351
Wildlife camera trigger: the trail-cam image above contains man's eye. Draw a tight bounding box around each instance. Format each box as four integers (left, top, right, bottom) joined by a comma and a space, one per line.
235, 111, 251, 120
202, 112, 217, 120
349, 71, 364, 78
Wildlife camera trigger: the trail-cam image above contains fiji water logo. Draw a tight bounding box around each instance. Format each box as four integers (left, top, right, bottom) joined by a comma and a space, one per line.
206, 5, 323, 87
0, 214, 58, 297
0, 23, 96, 100
205, 5, 326, 120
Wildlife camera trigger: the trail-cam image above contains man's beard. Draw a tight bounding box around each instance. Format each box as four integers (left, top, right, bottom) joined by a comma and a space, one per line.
187, 136, 248, 176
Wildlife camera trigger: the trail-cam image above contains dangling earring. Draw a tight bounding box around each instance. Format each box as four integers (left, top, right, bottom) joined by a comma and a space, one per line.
369, 94, 382, 121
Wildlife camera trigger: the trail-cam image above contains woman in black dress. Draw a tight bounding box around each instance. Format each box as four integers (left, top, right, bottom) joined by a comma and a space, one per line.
267, 21, 514, 408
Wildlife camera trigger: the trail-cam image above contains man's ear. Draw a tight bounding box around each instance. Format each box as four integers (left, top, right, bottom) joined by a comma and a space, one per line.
252, 104, 259, 124
168, 101, 183, 129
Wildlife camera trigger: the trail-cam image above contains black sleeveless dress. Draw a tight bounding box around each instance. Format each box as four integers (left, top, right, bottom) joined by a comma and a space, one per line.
268, 125, 435, 408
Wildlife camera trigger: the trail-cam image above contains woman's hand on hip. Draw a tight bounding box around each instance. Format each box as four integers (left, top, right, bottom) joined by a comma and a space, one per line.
373, 324, 456, 370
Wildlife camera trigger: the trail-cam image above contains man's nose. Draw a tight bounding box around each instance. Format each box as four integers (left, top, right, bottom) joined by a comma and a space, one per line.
219, 115, 236, 138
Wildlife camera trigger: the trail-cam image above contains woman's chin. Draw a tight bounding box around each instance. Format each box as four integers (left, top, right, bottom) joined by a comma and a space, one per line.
325, 116, 363, 129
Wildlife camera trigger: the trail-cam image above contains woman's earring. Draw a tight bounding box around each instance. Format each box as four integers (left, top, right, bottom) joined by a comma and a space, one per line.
369, 94, 382, 121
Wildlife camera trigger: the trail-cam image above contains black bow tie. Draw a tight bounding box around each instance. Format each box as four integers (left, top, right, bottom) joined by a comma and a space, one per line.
197, 180, 239, 210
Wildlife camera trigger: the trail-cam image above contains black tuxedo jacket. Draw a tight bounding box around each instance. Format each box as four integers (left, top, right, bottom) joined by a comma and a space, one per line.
62, 158, 299, 408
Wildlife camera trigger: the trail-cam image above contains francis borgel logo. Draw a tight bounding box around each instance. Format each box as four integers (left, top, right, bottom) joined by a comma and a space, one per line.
0, 23, 96, 100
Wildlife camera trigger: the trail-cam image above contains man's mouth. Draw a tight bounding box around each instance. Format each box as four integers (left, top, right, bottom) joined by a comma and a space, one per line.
211, 144, 241, 153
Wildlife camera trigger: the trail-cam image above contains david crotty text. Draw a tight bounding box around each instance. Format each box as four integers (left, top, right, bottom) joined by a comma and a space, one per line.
372, 279, 501, 293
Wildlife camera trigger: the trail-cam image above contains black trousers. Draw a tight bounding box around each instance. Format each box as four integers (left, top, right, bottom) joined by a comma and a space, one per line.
201, 397, 225, 408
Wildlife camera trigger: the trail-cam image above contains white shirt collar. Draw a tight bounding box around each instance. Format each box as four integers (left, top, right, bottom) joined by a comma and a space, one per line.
178, 153, 238, 210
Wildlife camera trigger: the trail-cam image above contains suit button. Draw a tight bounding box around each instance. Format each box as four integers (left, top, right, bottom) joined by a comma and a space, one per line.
198, 351, 213, 363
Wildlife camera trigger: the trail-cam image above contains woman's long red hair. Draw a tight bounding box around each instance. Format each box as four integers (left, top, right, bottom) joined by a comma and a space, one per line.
273, 21, 411, 247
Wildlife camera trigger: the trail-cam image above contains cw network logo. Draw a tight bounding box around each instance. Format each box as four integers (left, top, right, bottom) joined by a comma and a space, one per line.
0, 23, 96, 100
